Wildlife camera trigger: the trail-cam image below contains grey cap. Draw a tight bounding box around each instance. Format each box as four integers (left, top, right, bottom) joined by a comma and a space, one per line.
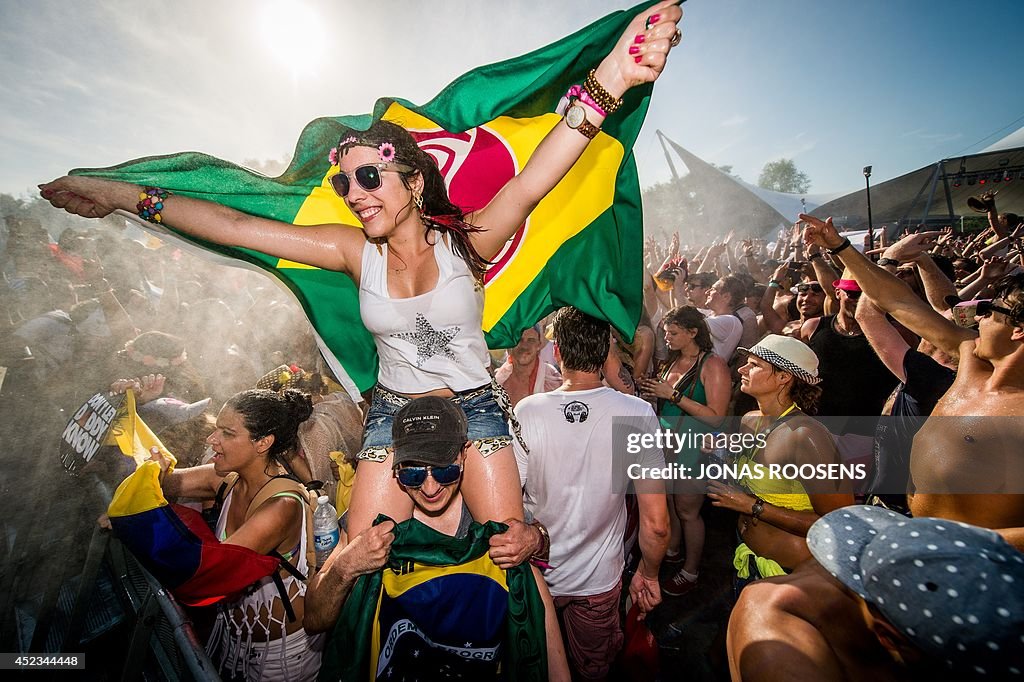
808, 505, 1024, 676
138, 397, 212, 434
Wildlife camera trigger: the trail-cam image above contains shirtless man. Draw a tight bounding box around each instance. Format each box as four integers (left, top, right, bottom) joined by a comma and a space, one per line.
802, 215, 1024, 547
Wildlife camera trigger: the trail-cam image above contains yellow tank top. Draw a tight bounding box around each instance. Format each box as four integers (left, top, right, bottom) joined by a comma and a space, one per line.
737, 404, 814, 512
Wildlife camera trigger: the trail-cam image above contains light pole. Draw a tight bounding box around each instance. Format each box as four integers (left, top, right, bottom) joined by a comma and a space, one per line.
863, 165, 874, 248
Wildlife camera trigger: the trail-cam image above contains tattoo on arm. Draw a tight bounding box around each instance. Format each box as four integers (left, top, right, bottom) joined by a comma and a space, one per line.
618, 365, 638, 395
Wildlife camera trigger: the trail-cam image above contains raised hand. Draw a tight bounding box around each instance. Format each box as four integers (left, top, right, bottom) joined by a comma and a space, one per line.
980, 255, 1011, 281
799, 214, 844, 251
599, 0, 683, 96
882, 231, 940, 263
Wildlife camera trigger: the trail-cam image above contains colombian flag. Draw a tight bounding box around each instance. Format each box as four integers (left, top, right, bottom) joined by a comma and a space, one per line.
107, 462, 282, 606
71, 2, 658, 394
107, 437, 280, 607
320, 517, 547, 682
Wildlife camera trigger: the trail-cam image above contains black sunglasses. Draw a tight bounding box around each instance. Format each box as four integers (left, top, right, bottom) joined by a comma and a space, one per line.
976, 300, 1017, 320
842, 289, 862, 299
796, 284, 823, 294
328, 162, 412, 198
396, 463, 462, 488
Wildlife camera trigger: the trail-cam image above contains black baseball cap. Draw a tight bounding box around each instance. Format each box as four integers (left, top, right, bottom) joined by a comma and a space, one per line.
392, 397, 469, 468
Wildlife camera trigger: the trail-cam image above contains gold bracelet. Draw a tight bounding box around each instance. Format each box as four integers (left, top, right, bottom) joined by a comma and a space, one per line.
583, 69, 623, 115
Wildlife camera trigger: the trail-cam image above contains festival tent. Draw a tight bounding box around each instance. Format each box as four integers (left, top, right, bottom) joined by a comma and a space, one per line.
809, 144, 1024, 230
656, 131, 846, 235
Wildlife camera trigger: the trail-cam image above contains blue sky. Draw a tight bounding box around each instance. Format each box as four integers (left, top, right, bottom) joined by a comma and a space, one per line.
2, 0, 1023, 199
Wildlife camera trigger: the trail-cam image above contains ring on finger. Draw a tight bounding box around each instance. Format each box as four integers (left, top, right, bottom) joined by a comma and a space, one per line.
645, 16, 654, 30
670, 29, 682, 47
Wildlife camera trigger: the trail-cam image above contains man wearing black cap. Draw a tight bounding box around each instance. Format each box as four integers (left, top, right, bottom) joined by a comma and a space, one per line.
306, 396, 569, 680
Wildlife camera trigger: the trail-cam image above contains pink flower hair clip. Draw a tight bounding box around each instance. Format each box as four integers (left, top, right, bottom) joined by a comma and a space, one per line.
378, 142, 396, 163
327, 147, 340, 166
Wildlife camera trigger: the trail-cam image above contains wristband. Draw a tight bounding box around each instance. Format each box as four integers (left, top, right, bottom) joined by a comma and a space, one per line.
559, 85, 607, 118
529, 519, 550, 563
877, 257, 899, 267
670, 389, 682, 405
768, 280, 782, 289
809, 252, 824, 261
828, 238, 852, 255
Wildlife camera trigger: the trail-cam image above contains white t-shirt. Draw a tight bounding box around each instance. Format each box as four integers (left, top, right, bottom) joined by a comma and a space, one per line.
703, 312, 743, 360
514, 387, 664, 597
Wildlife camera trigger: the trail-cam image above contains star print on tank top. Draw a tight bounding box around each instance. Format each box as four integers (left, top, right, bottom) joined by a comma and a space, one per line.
391, 313, 461, 367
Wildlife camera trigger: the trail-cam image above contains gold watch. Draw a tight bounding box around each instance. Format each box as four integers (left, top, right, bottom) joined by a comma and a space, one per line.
564, 98, 600, 139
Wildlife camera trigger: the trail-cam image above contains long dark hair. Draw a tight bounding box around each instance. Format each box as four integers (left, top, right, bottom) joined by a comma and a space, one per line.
660, 306, 713, 373
336, 120, 491, 281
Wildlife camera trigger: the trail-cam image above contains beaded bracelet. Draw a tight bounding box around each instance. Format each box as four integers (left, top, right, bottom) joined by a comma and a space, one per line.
137, 187, 171, 224
583, 69, 623, 115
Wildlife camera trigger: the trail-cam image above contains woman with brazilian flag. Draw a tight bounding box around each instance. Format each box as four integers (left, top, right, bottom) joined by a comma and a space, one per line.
43, 1, 683, 679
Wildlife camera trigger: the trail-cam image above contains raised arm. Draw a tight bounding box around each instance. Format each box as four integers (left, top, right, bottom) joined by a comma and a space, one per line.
39, 176, 366, 275
801, 214, 976, 356
469, 1, 683, 259
880, 231, 956, 313
854, 296, 910, 383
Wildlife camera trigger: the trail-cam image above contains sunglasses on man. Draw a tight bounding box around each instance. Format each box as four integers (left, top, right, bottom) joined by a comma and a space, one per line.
396, 463, 463, 488
796, 283, 824, 294
976, 299, 1018, 320
329, 162, 413, 198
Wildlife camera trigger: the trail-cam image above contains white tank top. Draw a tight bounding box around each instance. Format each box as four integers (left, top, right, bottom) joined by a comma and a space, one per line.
358, 234, 491, 393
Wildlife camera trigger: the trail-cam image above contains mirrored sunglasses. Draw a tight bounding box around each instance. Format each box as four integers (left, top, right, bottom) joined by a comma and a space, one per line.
395, 463, 462, 488
328, 162, 412, 198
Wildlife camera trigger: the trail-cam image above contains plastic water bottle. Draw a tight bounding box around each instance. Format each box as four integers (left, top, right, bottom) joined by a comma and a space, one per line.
313, 495, 339, 568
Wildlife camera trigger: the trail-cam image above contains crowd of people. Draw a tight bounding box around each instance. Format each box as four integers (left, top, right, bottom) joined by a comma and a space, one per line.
4, 2, 1024, 678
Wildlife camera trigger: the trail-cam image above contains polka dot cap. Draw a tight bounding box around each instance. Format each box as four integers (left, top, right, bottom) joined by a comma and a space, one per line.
808, 505, 1024, 676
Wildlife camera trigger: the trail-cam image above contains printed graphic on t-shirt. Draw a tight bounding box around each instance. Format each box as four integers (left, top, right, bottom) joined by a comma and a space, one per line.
562, 400, 589, 423
392, 313, 461, 367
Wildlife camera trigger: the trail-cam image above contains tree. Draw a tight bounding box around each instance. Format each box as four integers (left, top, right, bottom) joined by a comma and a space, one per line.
757, 159, 811, 194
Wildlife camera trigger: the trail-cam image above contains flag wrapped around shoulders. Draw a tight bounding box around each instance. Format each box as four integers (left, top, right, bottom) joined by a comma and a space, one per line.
320, 516, 547, 682
72, 1, 660, 396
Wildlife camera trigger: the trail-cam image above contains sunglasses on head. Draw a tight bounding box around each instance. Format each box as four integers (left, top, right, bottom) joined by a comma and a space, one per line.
796, 283, 823, 294
395, 463, 462, 488
328, 162, 412, 198
976, 299, 1017, 320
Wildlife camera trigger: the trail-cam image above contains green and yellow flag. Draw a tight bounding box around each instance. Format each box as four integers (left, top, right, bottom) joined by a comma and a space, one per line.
73, 2, 657, 395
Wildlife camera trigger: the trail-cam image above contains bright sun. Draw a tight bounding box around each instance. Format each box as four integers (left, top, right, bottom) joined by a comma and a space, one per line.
259, 2, 328, 76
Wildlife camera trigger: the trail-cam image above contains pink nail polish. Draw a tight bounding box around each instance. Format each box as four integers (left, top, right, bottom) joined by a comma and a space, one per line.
650, 13, 660, 22
634, 34, 645, 44
629, 45, 640, 55
634, 55, 643, 63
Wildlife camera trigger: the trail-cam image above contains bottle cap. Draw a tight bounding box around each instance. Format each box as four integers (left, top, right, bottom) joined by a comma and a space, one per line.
317, 494, 330, 505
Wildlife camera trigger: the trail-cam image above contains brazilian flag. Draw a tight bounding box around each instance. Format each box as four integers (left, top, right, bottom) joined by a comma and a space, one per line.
72, 1, 660, 395
320, 517, 547, 682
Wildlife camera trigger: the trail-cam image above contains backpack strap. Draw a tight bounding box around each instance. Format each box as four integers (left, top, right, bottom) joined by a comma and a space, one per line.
203, 472, 240, 534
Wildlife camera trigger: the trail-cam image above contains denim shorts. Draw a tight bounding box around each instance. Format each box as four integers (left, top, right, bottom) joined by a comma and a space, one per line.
357, 380, 515, 463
